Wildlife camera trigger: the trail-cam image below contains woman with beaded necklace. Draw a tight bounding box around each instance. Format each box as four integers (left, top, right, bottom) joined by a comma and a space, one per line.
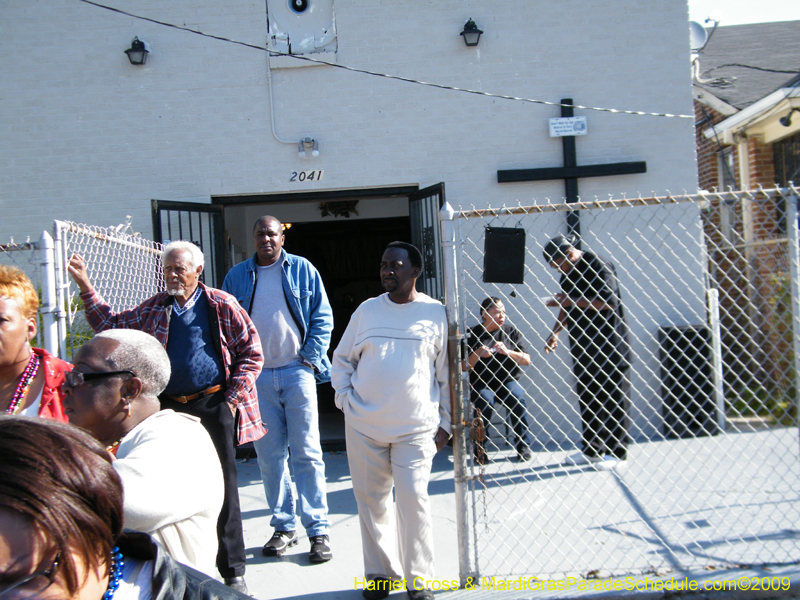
0, 416, 249, 600
0, 265, 71, 419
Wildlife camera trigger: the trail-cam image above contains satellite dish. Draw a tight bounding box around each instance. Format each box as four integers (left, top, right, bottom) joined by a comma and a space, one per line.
689, 21, 708, 52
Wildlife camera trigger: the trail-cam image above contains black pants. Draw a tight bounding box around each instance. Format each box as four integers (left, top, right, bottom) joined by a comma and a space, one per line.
161, 391, 246, 578
574, 362, 631, 460
472, 380, 533, 452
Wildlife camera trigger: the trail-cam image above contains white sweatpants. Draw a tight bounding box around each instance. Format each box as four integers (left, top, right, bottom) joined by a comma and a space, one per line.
345, 421, 437, 587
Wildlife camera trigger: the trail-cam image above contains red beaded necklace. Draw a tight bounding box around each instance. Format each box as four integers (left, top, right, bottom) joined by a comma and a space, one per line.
6, 352, 40, 415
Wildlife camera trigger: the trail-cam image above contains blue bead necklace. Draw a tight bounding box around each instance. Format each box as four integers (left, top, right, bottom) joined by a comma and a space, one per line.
103, 547, 124, 600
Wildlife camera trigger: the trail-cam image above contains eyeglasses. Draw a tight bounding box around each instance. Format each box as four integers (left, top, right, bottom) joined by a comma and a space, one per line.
0, 552, 60, 600
63, 370, 135, 388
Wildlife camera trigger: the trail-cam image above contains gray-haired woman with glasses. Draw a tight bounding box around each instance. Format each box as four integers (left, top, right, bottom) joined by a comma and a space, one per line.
61, 329, 224, 579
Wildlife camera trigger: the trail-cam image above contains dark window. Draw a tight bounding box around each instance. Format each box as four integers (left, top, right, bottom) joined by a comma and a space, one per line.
774, 132, 800, 187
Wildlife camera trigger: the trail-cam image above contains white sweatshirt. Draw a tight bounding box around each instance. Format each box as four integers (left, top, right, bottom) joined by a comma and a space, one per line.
331, 293, 451, 443
114, 409, 224, 577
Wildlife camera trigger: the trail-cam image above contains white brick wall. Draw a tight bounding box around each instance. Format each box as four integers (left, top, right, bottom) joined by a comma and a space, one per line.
0, 0, 696, 242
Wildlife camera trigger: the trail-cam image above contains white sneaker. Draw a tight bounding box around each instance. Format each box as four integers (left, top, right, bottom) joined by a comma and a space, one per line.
594, 456, 622, 471
564, 452, 602, 466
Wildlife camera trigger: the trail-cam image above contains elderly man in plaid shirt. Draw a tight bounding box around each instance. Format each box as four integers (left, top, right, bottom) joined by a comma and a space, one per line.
68, 241, 264, 596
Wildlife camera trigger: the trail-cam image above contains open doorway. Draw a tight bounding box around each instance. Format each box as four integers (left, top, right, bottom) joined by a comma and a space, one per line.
214, 184, 445, 449
283, 217, 410, 447
225, 197, 412, 451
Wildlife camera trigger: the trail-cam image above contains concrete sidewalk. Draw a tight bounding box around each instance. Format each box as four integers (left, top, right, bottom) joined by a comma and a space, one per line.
237, 447, 458, 600
236, 445, 800, 600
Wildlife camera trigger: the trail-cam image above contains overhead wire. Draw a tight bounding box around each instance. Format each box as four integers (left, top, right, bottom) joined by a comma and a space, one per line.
76, 0, 692, 120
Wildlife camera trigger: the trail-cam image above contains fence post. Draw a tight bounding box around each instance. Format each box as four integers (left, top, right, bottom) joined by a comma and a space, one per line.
707, 288, 726, 432
38, 230, 59, 356
440, 201, 475, 585
787, 194, 800, 454
52, 221, 69, 359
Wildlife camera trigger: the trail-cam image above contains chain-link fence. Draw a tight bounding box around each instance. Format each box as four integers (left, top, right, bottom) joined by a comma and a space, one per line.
54, 220, 165, 358
1, 221, 164, 359
0, 238, 47, 348
446, 187, 800, 581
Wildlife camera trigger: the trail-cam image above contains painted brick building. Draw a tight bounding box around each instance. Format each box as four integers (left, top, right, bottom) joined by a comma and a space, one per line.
3, 0, 697, 248
2, 0, 703, 439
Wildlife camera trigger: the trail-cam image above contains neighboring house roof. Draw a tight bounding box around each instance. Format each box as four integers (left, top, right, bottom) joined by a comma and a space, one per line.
704, 85, 800, 145
694, 20, 800, 111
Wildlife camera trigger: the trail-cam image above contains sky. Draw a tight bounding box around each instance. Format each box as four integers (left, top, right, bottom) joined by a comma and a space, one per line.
688, 0, 800, 26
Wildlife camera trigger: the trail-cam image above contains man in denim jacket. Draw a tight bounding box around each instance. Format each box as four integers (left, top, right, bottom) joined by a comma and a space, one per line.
222, 215, 334, 564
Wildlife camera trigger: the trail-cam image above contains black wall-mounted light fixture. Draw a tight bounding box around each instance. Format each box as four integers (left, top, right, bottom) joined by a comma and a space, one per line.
779, 107, 800, 127
460, 18, 483, 47
124, 37, 149, 65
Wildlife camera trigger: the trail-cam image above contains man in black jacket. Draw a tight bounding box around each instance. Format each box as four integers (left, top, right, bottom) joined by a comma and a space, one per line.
543, 235, 632, 471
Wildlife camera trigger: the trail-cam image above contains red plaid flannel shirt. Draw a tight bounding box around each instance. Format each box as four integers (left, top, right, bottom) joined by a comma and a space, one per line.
80, 283, 266, 444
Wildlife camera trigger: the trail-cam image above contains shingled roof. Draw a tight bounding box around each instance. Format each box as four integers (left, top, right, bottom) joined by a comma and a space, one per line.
694, 20, 800, 110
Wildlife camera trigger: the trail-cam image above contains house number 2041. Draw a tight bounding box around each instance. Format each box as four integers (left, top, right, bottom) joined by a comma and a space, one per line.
290, 170, 324, 182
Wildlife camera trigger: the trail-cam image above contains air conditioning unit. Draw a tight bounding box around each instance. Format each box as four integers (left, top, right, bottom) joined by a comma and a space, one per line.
658, 325, 720, 439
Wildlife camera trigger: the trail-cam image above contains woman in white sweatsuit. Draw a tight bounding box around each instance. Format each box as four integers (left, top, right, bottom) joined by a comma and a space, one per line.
331, 242, 450, 600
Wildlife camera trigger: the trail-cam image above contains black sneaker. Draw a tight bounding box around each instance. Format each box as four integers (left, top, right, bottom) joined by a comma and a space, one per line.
363, 578, 392, 600
407, 587, 434, 600
261, 530, 297, 557
517, 447, 533, 462
224, 576, 249, 596
309, 534, 332, 563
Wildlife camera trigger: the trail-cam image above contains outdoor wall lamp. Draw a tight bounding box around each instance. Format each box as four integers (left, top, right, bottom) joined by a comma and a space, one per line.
124, 37, 148, 65
779, 108, 800, 127
297, 137, 319, 158
460, 18, 483, 47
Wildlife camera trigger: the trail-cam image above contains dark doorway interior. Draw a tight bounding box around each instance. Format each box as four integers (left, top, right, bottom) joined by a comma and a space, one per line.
282, 216, 411, 447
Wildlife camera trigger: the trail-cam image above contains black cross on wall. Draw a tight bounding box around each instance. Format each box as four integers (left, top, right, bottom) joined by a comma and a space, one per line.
497, 98, 646, 248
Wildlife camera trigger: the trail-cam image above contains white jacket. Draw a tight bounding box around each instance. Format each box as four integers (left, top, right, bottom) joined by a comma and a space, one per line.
114, 410, 223, 577
332, 293, 451, 443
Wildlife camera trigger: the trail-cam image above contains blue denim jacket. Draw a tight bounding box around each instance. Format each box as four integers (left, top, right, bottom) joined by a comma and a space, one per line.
222, 251, 333, 383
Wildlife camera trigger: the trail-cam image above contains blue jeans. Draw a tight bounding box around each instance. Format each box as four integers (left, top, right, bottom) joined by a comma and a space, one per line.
253, 360, 330, 536
473, 379, 533, 451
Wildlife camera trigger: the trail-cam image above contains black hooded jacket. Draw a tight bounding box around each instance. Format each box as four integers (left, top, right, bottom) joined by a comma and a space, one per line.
119, 533, 248, 600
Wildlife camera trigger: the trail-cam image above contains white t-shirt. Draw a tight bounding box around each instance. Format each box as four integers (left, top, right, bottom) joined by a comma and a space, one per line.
18, 388, 42, 417
249, 260, 302, 368
115, 557, 153, 600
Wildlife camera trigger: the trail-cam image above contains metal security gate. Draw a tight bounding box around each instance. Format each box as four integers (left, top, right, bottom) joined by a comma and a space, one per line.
151, 200, 226, 288
443, 187, 800, 582
410, 183, 446, 302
